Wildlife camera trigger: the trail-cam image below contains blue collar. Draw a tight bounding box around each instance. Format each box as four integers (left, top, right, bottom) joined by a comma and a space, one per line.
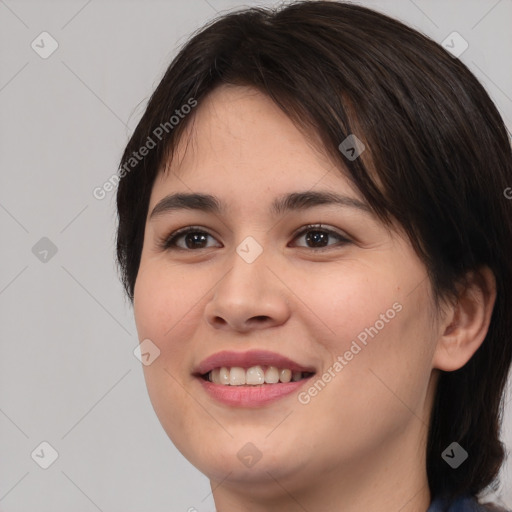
428, 494, 492, 511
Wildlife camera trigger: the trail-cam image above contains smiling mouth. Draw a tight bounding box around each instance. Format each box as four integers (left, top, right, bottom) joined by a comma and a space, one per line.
200, 365, 315, 386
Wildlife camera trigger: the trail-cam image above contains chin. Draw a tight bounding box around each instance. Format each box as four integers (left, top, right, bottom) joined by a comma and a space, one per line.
190, 435, 308, 484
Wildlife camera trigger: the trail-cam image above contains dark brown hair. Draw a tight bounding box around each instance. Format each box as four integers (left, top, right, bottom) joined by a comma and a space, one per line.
116, 1, 512, 507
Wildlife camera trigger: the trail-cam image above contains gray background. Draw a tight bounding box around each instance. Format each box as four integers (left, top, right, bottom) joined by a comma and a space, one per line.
0, 1, 511, 511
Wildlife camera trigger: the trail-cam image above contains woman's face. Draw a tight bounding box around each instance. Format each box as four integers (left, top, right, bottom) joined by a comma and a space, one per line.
133, 85, 441, 497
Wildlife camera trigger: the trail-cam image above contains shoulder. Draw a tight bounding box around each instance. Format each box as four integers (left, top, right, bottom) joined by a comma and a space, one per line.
428, 494, 511, 512
480, 503, 512, 512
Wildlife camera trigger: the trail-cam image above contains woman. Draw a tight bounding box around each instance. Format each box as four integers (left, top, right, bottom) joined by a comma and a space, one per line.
115, 2, 512, 511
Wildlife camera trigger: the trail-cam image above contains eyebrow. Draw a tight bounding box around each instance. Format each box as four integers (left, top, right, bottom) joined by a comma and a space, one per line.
149, 191, 372, 220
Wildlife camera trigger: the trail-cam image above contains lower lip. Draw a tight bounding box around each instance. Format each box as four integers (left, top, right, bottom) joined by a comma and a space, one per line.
197, 377, 313, 407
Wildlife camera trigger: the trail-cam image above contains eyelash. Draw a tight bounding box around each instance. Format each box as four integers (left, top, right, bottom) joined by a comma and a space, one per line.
158, 224, 351, 252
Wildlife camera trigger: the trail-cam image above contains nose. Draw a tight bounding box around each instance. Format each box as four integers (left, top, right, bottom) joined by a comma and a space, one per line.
204, 245, 291, 333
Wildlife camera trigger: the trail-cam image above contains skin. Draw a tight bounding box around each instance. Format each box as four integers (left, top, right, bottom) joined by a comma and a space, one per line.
133, 85, 496, 512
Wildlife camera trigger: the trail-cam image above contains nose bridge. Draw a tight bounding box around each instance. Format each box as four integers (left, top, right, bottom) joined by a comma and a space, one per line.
235, 234, 266, 267
204, 233, 289, 330
223, 234, 269, 297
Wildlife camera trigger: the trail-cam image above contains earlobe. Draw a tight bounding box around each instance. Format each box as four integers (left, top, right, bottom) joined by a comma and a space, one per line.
432, 266, 497, 372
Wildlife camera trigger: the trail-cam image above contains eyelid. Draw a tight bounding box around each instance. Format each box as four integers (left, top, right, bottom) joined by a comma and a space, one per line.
290, 223, 348, 239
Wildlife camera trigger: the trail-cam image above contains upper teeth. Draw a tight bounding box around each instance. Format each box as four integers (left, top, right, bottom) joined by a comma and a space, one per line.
208, 366, 304, 385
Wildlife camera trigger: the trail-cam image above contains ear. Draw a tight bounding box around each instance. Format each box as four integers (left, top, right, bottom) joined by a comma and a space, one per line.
432, 266, 497, 372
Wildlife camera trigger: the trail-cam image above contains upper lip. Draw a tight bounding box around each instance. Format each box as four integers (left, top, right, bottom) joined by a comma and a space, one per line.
194, 349, 316, 376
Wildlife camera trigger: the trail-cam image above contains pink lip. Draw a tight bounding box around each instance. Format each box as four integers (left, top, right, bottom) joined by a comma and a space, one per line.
194, 349, 316, 375
193, 349, 316, 408
197, 378, 313, 408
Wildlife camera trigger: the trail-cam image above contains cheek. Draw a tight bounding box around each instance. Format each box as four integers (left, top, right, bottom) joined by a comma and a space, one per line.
133, 262, 202, 448
287, 260, 400, 351
134, 261, 196, 341
330, 282, 435, 423
296, 259, 434, 399
133, 261, 202, 391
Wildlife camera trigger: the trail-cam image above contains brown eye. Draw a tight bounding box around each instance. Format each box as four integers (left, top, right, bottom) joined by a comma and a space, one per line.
159, 224, 350, 252
291, 225, 351, 250
160, 227, 221, 250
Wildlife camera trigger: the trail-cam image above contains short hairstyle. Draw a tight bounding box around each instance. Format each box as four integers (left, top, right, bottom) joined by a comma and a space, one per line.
116, 1, 512, 504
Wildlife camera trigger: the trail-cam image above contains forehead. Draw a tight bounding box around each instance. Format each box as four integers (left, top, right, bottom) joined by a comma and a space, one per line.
154, 84, 362, 202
